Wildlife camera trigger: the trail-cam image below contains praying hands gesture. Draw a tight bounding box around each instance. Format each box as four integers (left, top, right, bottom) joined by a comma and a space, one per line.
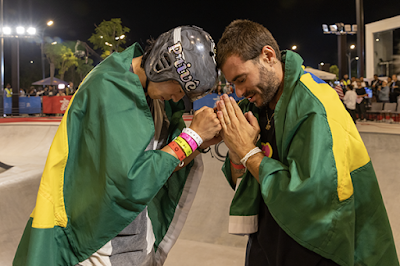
216, 94, 263, 182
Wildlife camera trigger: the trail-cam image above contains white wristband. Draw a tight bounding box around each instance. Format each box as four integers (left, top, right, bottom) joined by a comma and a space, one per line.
240, 147, 262, 168
182, 127, 203, 147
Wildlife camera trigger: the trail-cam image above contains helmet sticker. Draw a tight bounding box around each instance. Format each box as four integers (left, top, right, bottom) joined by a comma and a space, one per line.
168, 41, 200, 92
210, 37, 217, 65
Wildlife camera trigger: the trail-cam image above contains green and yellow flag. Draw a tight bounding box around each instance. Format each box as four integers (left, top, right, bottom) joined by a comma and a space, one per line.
223, 50, 399, 266
14, 44, 202, 266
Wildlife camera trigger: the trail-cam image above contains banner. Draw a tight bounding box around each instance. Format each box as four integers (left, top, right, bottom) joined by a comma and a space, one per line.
42, 96, 72, 114
19, 97, 42, 114
4, 97, 11, 114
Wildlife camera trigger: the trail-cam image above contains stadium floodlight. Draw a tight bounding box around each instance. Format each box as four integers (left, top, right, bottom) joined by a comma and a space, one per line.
344, 24, 352, 32
322, 24, 329, 33
3, 26, 11, 35
16, 26, 25, 35
352, 25, 357, 32
27, 27, 36, 35
335, 23, 345, 32
329, 24, 338, 32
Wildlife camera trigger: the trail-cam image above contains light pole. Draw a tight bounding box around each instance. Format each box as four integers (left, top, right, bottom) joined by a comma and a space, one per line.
347, 44, 356, 78
322, 23, 357, 79
1, 0, 4, 116
0, 25, 37, 116
41, 20, 53, 84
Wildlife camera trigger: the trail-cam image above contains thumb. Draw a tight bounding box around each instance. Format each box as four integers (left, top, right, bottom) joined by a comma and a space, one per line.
245, 111, 258, 127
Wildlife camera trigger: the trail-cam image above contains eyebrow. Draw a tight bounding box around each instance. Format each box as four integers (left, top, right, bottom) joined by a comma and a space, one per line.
231, 73, 246, 83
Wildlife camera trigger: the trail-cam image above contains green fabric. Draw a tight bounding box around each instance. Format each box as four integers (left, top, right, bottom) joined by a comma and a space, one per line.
222, 50, 398, 266
14, 43, 195, 265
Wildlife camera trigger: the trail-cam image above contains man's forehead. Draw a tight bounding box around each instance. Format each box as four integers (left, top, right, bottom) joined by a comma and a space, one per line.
221, 55, 248, 82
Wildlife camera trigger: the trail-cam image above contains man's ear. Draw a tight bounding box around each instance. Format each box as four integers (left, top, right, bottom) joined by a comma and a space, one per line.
261, 45, 277, 64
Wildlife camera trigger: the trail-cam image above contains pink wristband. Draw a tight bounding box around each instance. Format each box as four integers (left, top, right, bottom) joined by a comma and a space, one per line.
180, 132, 198, 152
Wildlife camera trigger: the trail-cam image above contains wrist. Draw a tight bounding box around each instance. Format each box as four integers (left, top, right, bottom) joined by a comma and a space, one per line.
240, 147, 263, 168
183, 127, 203, 147
229, 151, 241, 165
230, 159, 245, 169
237, 145, 257, 160
198, 142, 208, 149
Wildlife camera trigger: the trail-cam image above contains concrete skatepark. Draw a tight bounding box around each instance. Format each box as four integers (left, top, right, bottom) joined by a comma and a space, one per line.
0, 117, 399, 265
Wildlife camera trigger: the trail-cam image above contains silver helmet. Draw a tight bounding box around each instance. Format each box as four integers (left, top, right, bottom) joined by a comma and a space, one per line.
144, 26, 217, 101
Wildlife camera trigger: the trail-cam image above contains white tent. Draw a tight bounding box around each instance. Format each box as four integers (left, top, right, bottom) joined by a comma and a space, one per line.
304, 68, 336, 81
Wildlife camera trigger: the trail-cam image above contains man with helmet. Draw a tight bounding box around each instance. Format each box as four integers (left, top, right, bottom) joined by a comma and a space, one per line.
14, 26, 220, 266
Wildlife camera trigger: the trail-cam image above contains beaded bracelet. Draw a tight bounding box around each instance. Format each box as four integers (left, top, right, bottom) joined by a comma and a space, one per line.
182, 128, 203, 147
174, 136, 193, 157
180, 132, 198, 152
168, 141, 186, 161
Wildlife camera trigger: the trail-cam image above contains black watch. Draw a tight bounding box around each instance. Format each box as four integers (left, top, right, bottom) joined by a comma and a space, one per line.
197, 146, 211, 153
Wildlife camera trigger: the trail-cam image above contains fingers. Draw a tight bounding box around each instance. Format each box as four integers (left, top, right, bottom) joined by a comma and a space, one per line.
218, 94, 247, 125
216, 101, 231, 130
190, 107, 221, 141
194, 106, 209, 115
244, 111, 258, 128
221, 95, 237, 123
229, 97, 247, 123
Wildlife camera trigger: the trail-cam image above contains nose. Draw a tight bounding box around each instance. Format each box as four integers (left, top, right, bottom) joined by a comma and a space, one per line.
235, 85, 245, 98
171, 91, 185, 102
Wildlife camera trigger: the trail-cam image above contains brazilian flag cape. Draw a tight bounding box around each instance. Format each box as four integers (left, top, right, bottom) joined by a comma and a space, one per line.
223, 50, 399, 265
13, 43, 203, 265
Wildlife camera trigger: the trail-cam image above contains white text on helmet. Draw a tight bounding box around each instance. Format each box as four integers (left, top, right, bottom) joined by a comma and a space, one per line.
168, 42, 200, 92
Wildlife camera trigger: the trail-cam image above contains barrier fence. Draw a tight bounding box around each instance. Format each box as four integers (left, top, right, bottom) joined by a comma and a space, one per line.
3, 93, 243, 115
3, 96, 73, 114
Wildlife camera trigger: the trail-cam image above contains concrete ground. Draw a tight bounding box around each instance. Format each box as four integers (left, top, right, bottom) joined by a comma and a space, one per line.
0, 118, 399, 265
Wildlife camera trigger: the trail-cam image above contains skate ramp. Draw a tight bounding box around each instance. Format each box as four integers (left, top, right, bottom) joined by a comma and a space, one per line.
0, 120, 399, 266
0, 122, 59, 265
359, 132, 400, 256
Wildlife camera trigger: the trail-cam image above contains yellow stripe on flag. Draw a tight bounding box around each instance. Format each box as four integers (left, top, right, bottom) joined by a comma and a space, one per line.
30, 90, 80, 228
300, 73, 370, 201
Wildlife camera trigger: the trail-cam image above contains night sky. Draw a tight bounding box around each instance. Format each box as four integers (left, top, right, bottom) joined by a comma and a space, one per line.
2, 0, 400, 87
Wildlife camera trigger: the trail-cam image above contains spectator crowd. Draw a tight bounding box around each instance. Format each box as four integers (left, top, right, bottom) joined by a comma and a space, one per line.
331, 73, 400, 123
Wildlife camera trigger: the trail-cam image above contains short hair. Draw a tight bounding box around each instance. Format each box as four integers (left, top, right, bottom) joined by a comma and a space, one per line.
217, 19, 281, 69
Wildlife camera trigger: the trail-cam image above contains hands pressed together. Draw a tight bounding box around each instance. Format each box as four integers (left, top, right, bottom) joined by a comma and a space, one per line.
189, 94, 260, 160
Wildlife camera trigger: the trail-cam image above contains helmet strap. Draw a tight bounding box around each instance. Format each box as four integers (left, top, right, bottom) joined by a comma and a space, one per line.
143, 78, 149, 93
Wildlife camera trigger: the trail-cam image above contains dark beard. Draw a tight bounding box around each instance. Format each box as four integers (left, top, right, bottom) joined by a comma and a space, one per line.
243, 62, 280, 108
256, 63, 280, 108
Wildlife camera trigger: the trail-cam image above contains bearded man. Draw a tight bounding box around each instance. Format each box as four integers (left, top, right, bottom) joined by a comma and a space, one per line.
215, 19, 398, 266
